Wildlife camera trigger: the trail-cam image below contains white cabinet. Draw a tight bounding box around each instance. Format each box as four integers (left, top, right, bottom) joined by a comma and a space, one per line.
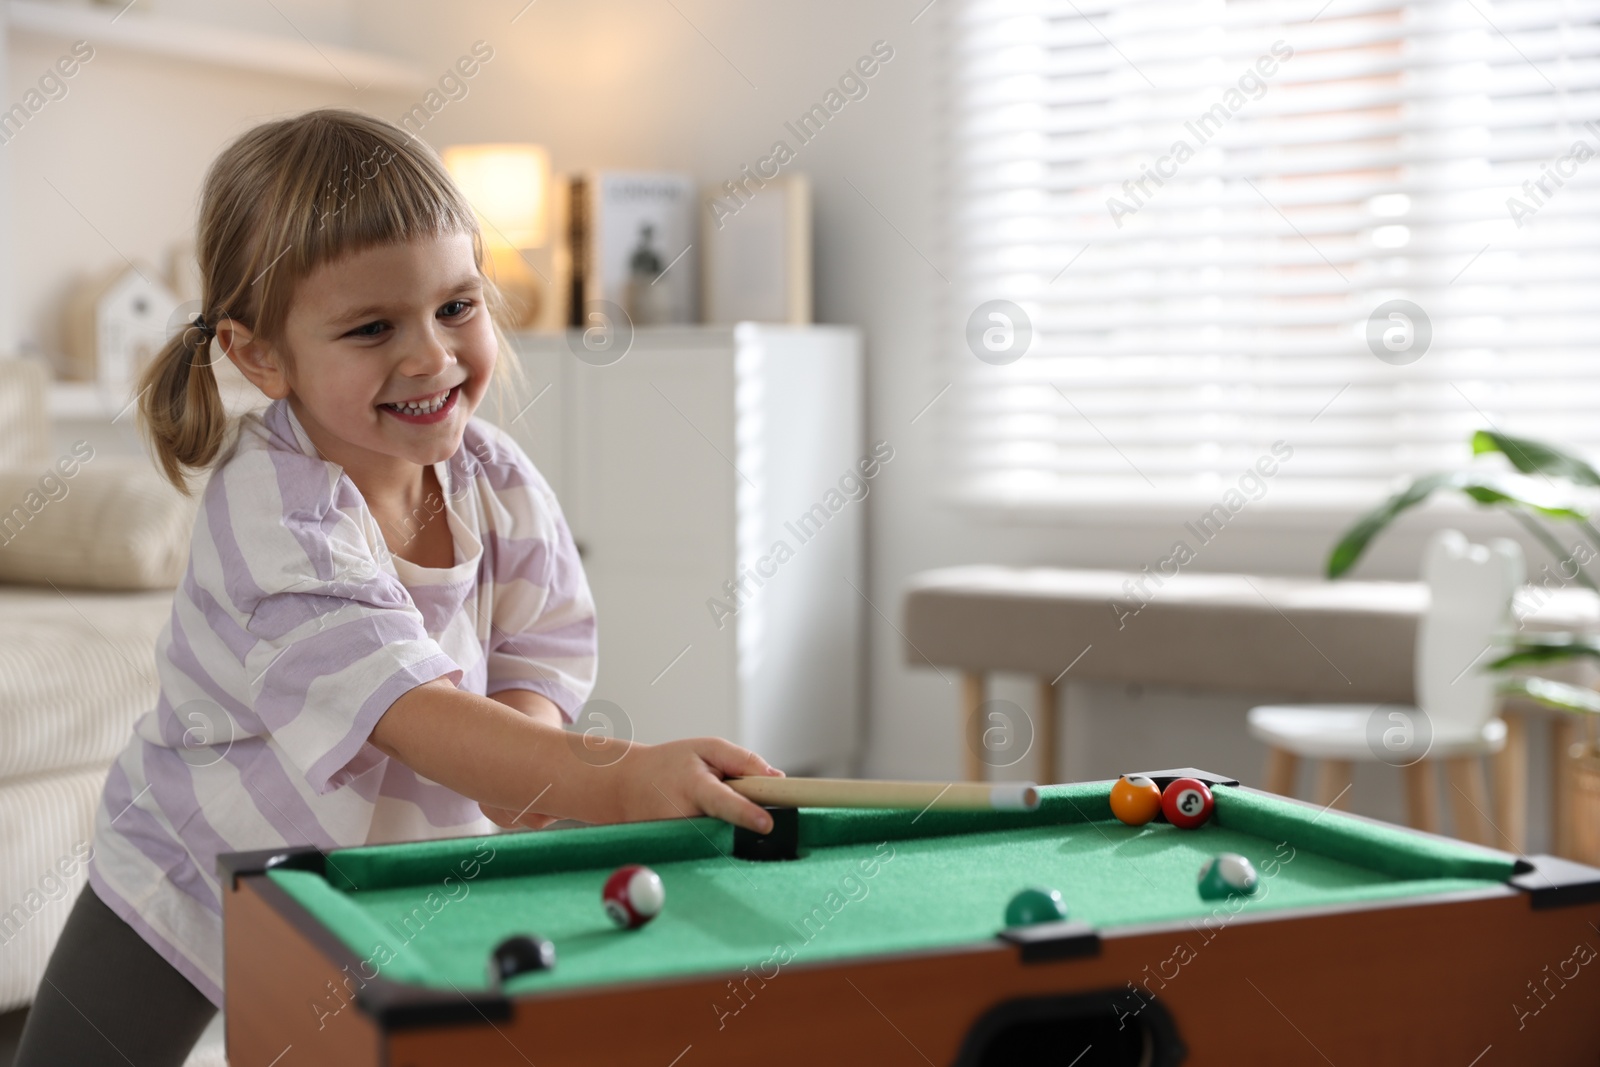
502, 325, 864, 774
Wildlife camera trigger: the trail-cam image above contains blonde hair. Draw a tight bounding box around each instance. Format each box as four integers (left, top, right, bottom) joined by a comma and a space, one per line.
138, 107, 527, 494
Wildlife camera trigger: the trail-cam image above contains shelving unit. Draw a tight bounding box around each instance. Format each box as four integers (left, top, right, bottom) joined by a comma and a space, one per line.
15, 0, 430, 425
46, 363, 268, 423
507, 326, 865, 773
7, 0, 430, 92
47, 378, 130, 421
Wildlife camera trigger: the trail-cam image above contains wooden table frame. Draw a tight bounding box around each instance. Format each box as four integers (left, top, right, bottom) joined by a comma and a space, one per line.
220, 773, 1600, 1066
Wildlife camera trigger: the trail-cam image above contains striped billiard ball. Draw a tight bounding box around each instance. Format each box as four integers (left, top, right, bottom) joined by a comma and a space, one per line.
602, 865, 666, 929
1197, 853, 1258, 900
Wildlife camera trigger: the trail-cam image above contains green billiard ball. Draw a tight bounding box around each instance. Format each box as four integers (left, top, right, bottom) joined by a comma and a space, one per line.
1197, 853, 1259, 901
1004, 886, 1068, 927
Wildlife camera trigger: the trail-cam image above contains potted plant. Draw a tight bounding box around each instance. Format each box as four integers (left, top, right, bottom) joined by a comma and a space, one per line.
1327, 430, 1600, 859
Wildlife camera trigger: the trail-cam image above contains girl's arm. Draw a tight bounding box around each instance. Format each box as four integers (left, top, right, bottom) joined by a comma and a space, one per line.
369, 677, 779, 832
488, 688, 564, 728
482, 689, 564, 829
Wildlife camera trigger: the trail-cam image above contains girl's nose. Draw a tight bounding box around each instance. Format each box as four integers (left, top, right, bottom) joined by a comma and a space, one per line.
398, 328, 455, 378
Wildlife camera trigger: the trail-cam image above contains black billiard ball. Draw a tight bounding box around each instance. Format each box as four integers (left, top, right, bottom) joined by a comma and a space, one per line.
488, 933, 556, 985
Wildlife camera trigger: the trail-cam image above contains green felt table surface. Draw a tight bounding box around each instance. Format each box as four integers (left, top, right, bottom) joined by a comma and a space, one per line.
267, 783, 1518, 996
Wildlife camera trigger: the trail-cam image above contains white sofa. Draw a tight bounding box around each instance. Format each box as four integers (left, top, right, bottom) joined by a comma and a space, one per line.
0, 359, 225, 1064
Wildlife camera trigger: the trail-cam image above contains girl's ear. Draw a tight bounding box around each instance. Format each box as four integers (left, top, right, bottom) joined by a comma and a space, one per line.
217, 319, 291, 400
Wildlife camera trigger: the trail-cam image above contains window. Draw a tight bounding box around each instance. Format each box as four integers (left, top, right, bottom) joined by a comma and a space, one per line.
946, 0, 1600, 509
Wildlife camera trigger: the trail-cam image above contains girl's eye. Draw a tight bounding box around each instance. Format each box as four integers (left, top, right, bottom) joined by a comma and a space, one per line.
349, 321, 386, 339
440, 299, 472, 319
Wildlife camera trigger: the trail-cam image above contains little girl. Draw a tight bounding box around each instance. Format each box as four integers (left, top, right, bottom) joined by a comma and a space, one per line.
15, 108, 780, 1067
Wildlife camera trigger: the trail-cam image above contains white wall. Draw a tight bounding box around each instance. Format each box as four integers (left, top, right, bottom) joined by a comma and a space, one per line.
12, 0, 1567, 840
6, 3, 404, 365
366, 0, 1567, 840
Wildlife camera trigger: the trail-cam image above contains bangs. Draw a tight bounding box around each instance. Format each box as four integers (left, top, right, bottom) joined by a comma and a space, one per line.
208, 110, 483, 341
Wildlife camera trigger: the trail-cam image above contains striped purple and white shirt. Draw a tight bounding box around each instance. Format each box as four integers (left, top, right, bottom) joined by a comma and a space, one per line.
87, 397, 597, 1005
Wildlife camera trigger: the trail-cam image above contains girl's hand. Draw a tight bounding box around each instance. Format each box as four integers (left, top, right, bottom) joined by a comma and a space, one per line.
373, 679, 782, 833
617, 738, 783, 833
479, 802, 559, 831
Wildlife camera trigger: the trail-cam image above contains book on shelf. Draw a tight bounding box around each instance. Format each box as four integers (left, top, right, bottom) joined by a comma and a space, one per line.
565, 171, 699, 329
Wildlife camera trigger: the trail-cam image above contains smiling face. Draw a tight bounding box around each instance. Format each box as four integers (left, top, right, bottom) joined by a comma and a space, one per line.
262, 231, 496, 500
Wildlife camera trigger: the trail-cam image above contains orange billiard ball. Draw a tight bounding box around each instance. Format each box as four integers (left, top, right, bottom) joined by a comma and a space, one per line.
1110, 774, 1163, 826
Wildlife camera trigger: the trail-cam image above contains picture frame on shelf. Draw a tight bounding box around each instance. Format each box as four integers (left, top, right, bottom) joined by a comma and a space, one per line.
702, 172, 812, 326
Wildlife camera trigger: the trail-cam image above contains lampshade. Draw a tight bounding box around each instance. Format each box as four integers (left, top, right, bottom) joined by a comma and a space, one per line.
442, 143, 551, 249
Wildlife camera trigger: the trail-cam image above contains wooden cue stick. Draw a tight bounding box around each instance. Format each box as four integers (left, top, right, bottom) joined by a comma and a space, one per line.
727, 777, 1040, 812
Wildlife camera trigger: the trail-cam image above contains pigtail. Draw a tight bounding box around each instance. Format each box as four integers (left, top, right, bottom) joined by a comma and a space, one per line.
136, 314, 229, 496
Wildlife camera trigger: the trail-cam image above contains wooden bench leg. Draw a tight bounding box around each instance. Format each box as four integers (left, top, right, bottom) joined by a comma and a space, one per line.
1263, 748, 1298, 798
1444, 756, 1491, 845
1554, 715, 1581, 858
1315, 760, 1353, 810
1491, 711, 1528, 853
961, 672, 986, 782
1402, 760, 1441, 833
1036, 678, 1058, 785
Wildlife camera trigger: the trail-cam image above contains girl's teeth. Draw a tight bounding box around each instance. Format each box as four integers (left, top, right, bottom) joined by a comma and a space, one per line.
387, 389, 450, 414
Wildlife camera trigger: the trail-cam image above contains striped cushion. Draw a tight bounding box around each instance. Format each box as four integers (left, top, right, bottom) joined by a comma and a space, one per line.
0, 768, 233, 1067
0, 459, 199, 591
0, 766, 104, 1012
0, 360, 48, 469
0, 587, 170, 780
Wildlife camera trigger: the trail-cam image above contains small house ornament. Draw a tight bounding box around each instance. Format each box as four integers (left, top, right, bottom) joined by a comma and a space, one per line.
64, 261, 181, 386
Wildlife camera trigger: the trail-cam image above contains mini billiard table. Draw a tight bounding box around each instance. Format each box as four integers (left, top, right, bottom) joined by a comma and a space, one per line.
219, 770, 1600, 1066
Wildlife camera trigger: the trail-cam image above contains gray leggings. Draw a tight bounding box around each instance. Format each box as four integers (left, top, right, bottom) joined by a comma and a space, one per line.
14, 884, 216, 1067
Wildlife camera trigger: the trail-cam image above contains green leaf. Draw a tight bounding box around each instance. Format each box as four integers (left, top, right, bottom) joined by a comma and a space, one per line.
1499, 675, 1600, 715
1327, 472, 1455, 578
1472, 430, 1600, 486
1488, 633, 1600, 670
1456, 475, 1590, 518
1326, 470, 1589, 579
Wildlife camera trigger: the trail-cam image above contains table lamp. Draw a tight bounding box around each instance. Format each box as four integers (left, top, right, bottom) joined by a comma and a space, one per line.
442, 143, 551, 330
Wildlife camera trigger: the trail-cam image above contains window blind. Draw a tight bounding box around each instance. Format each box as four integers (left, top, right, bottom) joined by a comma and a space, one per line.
945, 0, 1600, 508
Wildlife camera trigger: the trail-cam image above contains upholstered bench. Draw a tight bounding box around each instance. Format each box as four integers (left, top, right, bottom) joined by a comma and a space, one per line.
0, 360, 230, 1064
901, 564, 1600, 853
